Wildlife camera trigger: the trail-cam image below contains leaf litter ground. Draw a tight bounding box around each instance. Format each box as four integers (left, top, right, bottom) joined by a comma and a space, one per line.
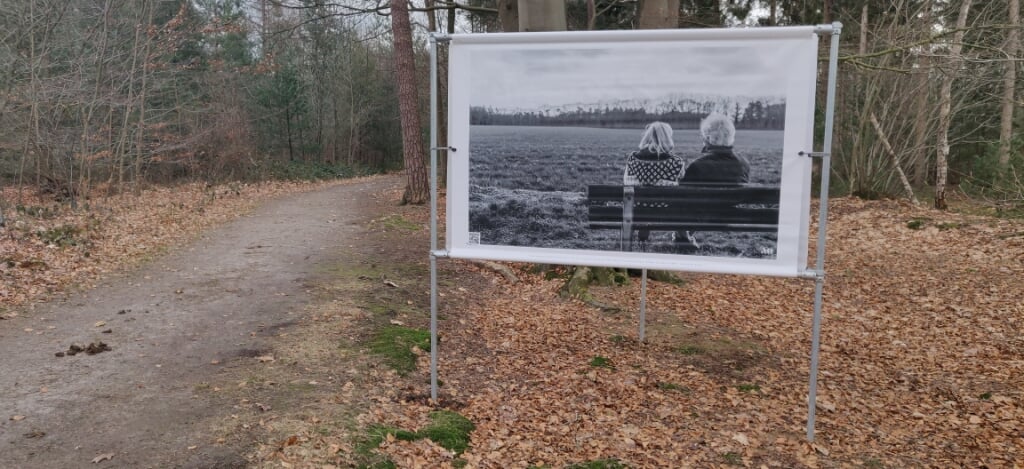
346, 196, 1022, 468
1, 180, 340, 311
5, 181, 1021, 468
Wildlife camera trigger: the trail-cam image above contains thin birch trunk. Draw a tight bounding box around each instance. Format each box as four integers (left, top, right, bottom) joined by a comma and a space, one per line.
859, 5, 868, 58
112, 4, 145, 188
935, 0, 973, 210
870, 113, 919, 205
998, 0, 1020, 169
911, 0, 934, 186
134, 0, 154, 193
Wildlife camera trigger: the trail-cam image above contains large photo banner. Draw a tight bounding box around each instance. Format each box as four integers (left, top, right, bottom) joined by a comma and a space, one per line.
446, 27, 819, 277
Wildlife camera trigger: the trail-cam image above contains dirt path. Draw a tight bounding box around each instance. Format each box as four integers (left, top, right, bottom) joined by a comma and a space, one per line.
0, 175, 401, 468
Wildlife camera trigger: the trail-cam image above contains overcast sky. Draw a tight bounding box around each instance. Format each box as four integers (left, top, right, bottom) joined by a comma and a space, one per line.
469, 42, 798, 110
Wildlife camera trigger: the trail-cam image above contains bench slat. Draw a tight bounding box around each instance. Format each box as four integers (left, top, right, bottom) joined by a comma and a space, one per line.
586, 184, 781, 249
590, 221, 779, 232
589, 206, 779, 224
588, 184, 780, 204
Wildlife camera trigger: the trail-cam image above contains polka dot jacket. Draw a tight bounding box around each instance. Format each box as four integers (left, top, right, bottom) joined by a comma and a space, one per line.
624, 149, 685, 186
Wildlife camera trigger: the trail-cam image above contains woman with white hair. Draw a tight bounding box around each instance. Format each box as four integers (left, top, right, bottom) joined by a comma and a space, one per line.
623, 121, 685, 244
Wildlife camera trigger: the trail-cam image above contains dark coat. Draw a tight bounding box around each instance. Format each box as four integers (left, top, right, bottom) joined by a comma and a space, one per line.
680, 145, 750, 184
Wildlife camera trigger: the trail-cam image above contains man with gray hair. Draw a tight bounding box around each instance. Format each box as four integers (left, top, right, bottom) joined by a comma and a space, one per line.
675, 113, 751, 251
680, 112, 750, 184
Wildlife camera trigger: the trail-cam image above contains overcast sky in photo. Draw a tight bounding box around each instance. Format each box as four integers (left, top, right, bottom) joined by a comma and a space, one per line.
469, 42, 798, 110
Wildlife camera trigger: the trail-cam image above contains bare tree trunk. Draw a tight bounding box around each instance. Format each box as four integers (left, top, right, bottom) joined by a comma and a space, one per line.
518, 0, 566, 32
498, 0, 519, 32
133, 0, 154, 193
638, 0, 680, 29
859, 5, 868, 56
22, 0, 39, 195
447, 2, 456, 33
769, 0, 777, 25
438, 5, 456, 186
998, 0, 1020, 168
261, 0, 268, 57
823, 0, 832, 23
911, 0, 934, 186
935, 0, 973, 210
391, 0, 429, 204
586, 0, 596, 29
425, 0, 437, 31
112, 2, 146, 188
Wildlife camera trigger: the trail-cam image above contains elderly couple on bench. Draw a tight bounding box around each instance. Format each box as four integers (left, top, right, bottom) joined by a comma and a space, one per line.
622, 114, 750, 250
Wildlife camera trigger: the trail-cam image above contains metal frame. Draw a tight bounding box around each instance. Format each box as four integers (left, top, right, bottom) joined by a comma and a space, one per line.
428, 32, 452, 402
427, 23, 841, 441
802, 21, 842, 443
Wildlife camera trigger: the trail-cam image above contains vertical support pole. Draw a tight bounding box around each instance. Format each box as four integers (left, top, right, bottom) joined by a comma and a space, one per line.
428, 34, 440, 402
639, 268, 647, 342
807, 22, 842, 443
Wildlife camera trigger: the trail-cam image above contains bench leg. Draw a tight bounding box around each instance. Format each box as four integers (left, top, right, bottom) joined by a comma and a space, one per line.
621, 186, 634, 252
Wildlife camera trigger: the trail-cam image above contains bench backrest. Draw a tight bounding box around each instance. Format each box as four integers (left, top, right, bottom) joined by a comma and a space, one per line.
587, 184, 780, 244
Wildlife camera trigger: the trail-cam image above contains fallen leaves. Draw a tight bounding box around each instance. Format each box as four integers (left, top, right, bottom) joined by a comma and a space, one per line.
359, 197, 1024, 467
91, 453, 114, 464
1, 180, 342, 309
8, 180, 1019, 468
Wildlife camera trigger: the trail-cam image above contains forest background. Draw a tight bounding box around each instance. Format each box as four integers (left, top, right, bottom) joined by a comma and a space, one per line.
1, 0, 1022, 214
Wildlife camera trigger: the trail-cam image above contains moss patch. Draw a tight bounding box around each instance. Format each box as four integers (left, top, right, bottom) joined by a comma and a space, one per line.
418, 410, 476, 455
373, 214, 420, 232
355, 410, 475, 465
565, 459, 629, 469
368, 326, 430, 375
589, 356, 614, 369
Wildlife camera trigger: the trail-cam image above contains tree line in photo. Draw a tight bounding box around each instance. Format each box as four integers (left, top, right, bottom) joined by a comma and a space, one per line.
470, 100, 785, 130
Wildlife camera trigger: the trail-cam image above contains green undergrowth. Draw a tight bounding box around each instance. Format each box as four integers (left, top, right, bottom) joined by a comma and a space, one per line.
416, 410, 475, 455
258, 161, 378, 181
36, 224, 84, 247
656, 382, 691, 393
736, 383, 762, 393
589, 355, 614, 369
356, 411, 475, 468
367, 326, 430, 375
372, 214, 420, 232
530, 461, 629, 469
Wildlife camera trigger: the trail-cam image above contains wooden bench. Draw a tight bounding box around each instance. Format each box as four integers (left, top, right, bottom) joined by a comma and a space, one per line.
587, 183, 781, 251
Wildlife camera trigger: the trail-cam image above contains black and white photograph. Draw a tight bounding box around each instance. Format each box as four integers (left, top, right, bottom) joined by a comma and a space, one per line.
447, 29, 819, 276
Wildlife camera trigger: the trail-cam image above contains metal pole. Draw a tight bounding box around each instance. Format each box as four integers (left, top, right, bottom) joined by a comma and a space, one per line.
428, 34, 440, 401
639, 269, 647, 342
807, 21, 842, 443
638, 268, 647, 342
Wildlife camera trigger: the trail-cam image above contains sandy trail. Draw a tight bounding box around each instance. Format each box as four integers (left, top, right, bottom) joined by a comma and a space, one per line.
0, 176, 399, 468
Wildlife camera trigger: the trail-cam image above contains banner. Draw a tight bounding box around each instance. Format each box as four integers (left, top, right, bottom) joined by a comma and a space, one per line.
446, 27, 819, 277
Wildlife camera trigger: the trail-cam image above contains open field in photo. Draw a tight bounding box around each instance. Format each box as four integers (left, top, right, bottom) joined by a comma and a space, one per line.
467, 125, 783, 256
